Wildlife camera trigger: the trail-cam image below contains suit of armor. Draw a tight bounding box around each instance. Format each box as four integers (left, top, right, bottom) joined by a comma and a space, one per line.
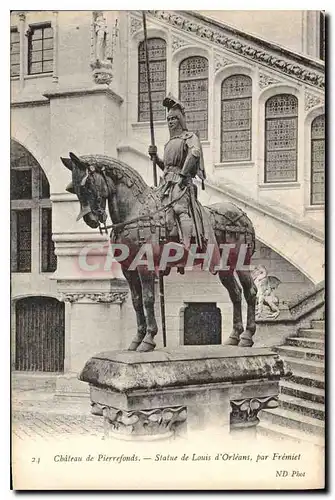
149, 94, 206, 250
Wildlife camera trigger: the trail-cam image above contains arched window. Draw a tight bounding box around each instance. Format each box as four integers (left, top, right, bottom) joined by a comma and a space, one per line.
265, 94, 298, 183
10, 140, 56, 273
311, 114, 325, 205
221, 75, 252, 162
138, 38, 166, 122
179, 56, 208, 140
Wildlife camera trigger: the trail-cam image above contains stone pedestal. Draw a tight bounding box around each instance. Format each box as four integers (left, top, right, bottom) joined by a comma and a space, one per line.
79, 346, 290, 441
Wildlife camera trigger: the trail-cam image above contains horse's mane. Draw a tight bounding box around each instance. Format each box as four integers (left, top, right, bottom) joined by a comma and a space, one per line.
80, 154, 150, 200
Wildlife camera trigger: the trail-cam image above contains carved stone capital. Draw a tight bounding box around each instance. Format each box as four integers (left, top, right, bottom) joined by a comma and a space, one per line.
92, 67, 113, 85
259, 72, 281, 89
18, 12, 26, 22
130, 16, 142, 36
94, 404, 187, 440
172, 36, 189, 52
59, 291, 128, 304
214, 54, 234, 72
230, 395, 278, 429
305, 91, 324, 111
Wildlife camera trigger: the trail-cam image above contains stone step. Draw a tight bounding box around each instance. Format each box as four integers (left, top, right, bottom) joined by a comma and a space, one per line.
12, 372, 59, 392
280, 379, 325, 404
278, 393, 325, 420
290, 370, 324, 390
296, 328, 325, 339
282, 356, 324, 376
257, 421, 325, 447
286, 337, 325, 350
311, 320, 325, 330
260, 407, 324, 436
275, 345, 324, 362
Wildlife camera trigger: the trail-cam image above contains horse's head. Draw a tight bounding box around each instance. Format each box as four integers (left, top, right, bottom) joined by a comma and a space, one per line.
61, 152, 111, 229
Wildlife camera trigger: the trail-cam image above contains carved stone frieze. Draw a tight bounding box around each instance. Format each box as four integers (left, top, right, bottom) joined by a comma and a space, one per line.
172, 36, 189, 52
99, 404, 187, 439
148, 10, 324, 89
259, 72, 281, 89
214, 54, 234, 72
305, 91, 324, 111
59, 291, 128, 304
130, 16, 142, 35
230, 395, 278, 429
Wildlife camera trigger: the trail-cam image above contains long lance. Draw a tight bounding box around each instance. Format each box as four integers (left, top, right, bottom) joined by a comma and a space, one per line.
142, 11, 167, 348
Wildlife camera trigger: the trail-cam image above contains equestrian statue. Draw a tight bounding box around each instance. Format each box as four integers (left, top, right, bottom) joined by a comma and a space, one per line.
61, 94, 258, 352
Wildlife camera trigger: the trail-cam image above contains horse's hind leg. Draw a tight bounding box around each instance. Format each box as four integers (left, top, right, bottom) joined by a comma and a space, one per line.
218, 271, 244, 346
122, 268, 147, 351
137, 270, 158, 353
236, 270, 257, 347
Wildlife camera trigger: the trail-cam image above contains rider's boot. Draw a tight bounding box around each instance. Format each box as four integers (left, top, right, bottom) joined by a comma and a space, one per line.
177, 213, 193, 274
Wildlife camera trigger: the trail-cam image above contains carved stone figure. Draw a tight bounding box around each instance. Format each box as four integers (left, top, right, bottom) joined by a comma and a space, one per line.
94, 11, 108, 63
252, 265, 281, 319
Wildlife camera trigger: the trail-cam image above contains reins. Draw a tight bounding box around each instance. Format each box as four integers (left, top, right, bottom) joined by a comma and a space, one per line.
86, 167, 188, 236
99, 185, 188, 236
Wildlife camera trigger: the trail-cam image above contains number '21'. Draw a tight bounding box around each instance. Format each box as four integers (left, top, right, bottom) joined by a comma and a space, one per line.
32, 457, 40, 464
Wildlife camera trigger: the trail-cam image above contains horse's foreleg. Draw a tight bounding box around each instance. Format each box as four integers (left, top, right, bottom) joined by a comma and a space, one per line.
137, 271, 158, 353
122, 268, 147, 351
218, 272, 244, 346
236, 270, 257, 347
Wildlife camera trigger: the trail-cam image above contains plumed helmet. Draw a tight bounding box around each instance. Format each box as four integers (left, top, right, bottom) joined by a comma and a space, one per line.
163, 93, 188, 131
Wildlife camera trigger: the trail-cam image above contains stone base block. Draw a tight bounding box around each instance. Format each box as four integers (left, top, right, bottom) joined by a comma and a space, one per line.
79, 346, 290, 441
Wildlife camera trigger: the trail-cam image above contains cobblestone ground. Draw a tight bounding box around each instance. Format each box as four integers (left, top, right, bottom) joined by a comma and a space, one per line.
12, 386, 105, 441
12, 411, 105, 441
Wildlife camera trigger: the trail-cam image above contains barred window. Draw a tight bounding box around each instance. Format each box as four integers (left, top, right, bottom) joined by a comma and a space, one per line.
27, 23, 53, 75
138, 38, 166, 122
179, 56, 208, 140
221, 75, 252, 162
11, 27, 20, 77
41, 208, 57, 272
11, 140, 57, 273
265, 94, 298, 183
311, 115, 325, 205
11, 210, 31, 273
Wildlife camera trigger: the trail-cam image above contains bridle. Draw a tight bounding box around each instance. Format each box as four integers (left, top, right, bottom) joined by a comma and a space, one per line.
81, 165, 189, 237
81, 165, 111, 234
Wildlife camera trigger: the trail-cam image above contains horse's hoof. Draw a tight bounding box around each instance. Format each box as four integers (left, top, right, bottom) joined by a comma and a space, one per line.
238, 338, 254, 347
224, 337, 239, 346
137, 341, 155, 353
128, 341, 141, 351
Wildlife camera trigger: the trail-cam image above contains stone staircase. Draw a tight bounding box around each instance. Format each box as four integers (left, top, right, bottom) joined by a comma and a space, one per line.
258, 319, 325, 445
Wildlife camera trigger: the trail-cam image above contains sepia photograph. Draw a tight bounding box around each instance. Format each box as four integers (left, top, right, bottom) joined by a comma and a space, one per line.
10, 6, 326, 490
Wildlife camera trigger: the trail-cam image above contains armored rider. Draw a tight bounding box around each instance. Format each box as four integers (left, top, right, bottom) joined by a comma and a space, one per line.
148, 94, 206, 251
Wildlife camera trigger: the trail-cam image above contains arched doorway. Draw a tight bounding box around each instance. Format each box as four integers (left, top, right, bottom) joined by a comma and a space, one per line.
15, 297, 65, 372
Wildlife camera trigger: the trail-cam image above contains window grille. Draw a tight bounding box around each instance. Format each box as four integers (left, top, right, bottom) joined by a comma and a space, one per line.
179, 56, 208, 140
138, 38, 166, 122
11, 27, 20, 77
11, 210, 31, 272
27, 23, 53, 75
311, 114, 325, 205
221, 75, 252, 161
41, 208, 57, 272
265, 94, 298, 183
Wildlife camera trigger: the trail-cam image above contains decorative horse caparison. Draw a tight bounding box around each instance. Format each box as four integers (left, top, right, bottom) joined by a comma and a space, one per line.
61, 153, 258, 352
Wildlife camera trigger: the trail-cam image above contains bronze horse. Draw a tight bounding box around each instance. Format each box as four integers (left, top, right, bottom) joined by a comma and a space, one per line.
61, 153, 257, 352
